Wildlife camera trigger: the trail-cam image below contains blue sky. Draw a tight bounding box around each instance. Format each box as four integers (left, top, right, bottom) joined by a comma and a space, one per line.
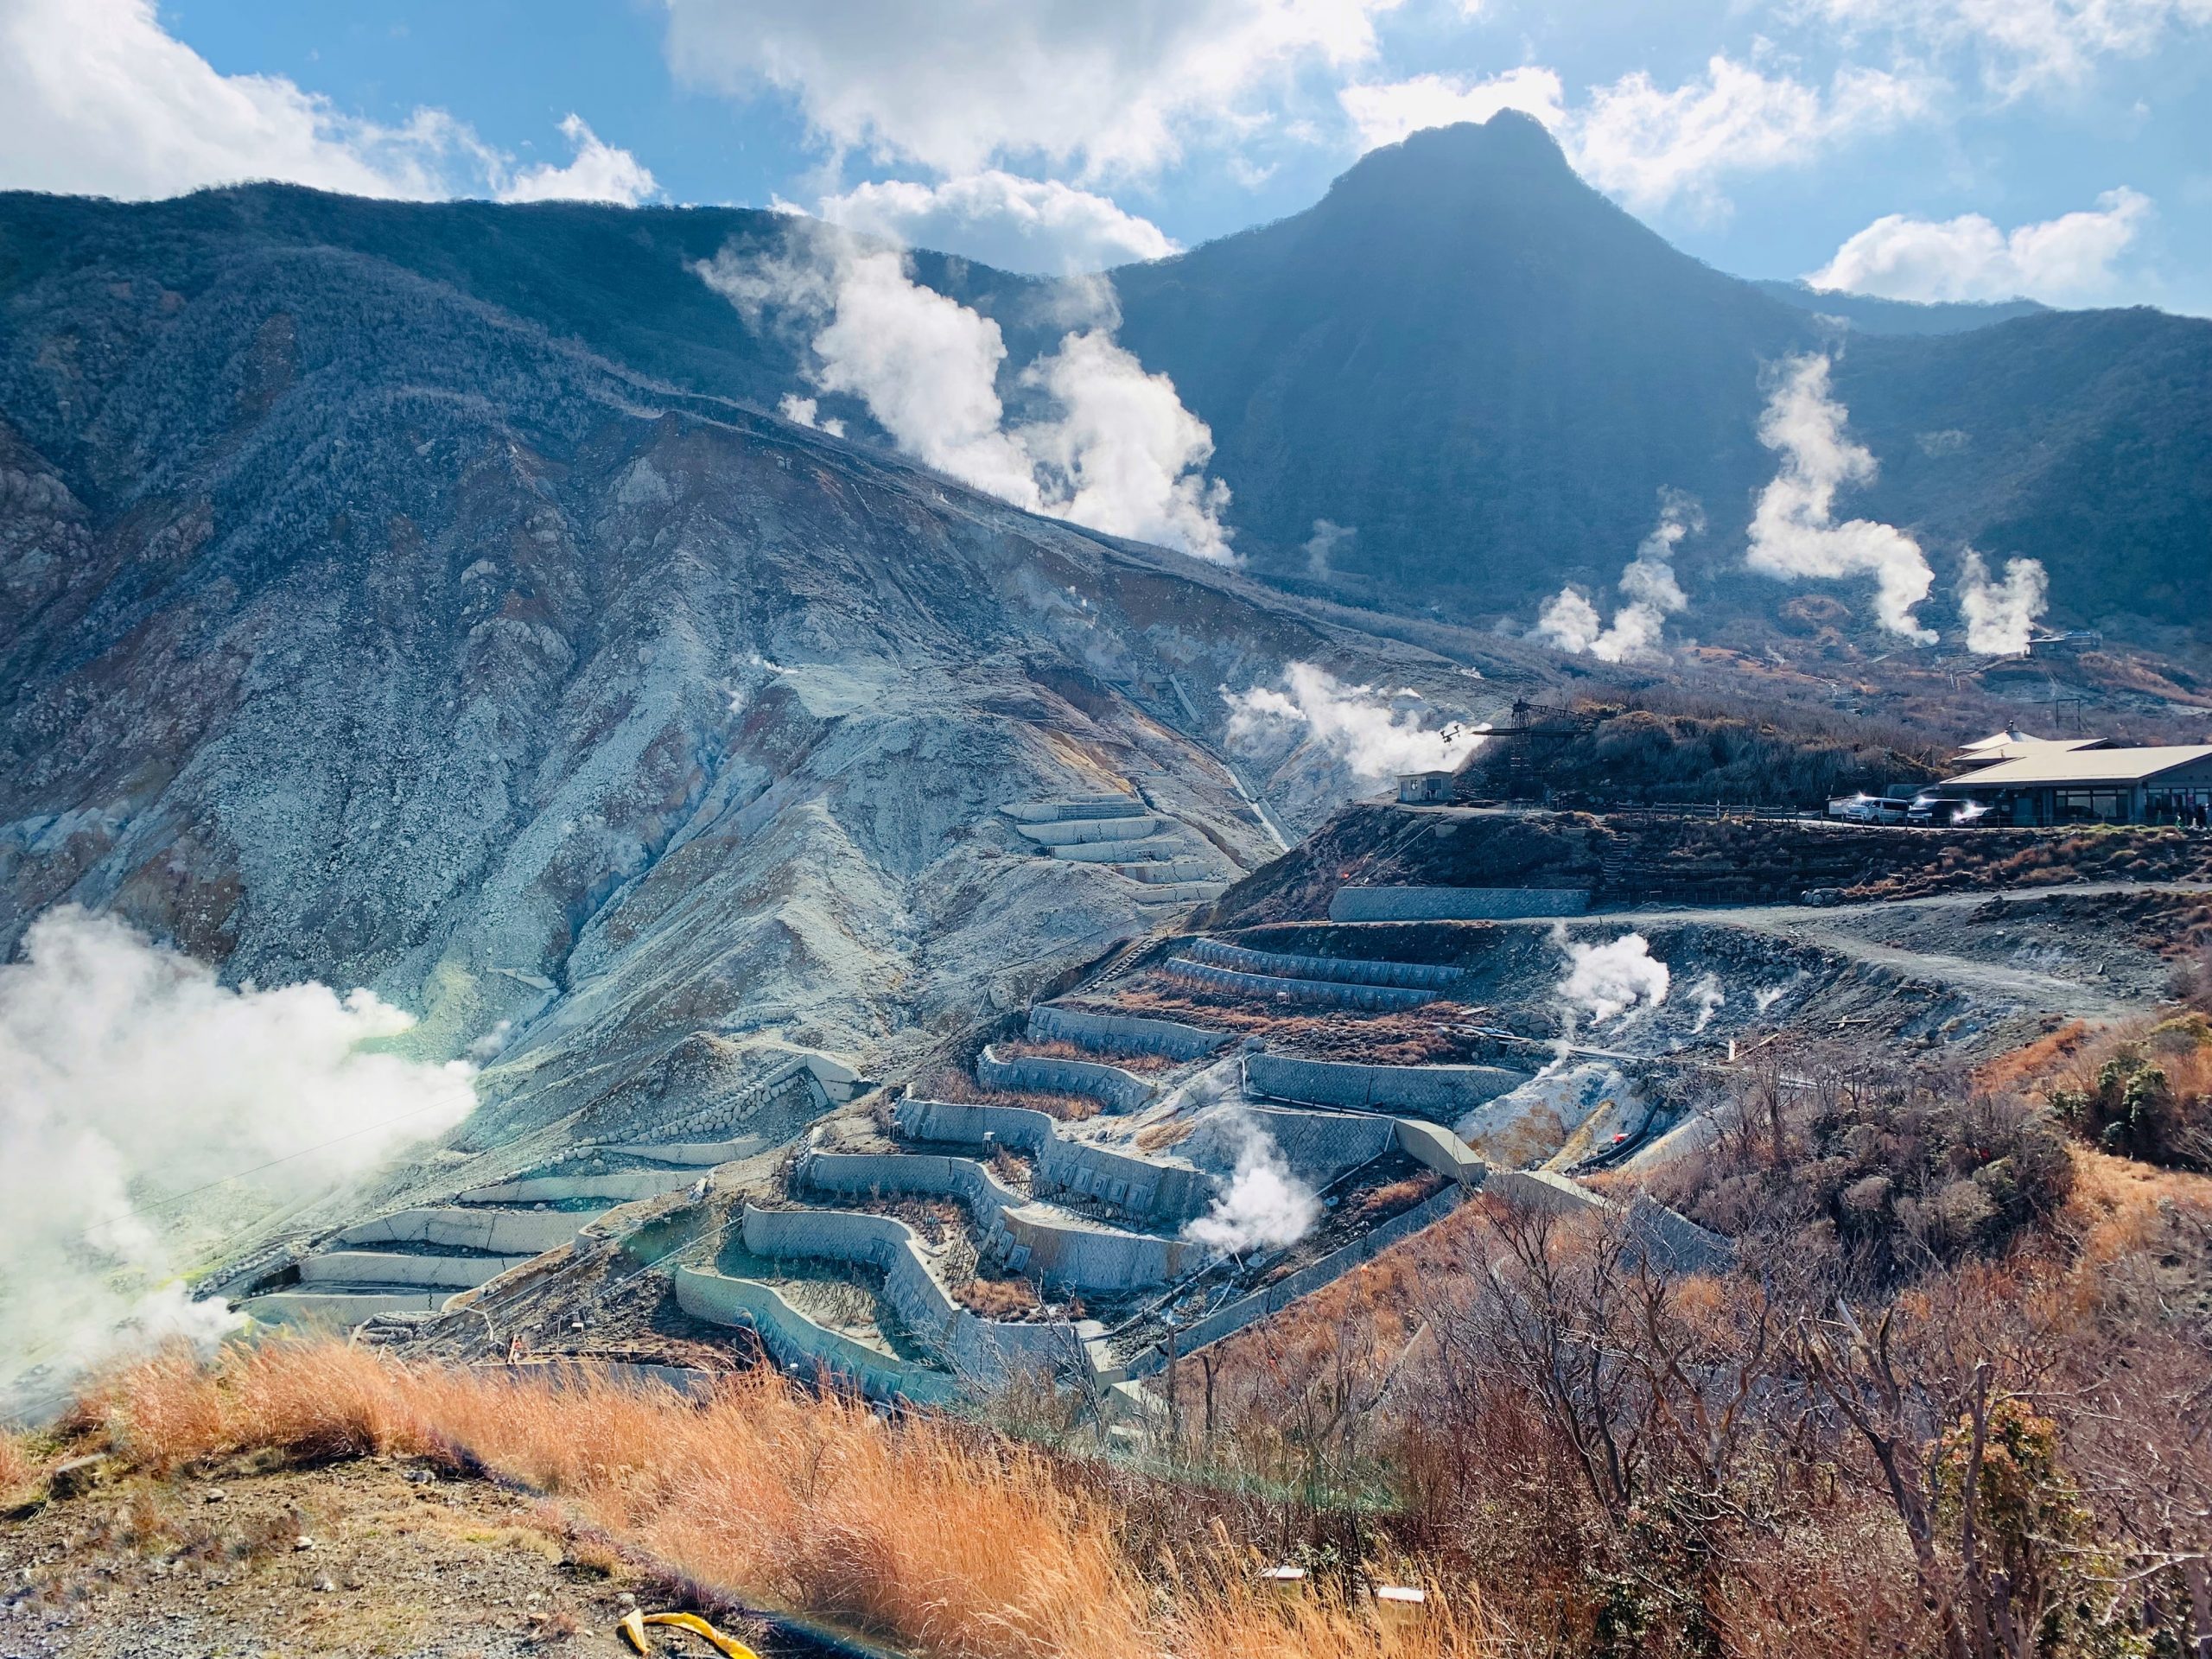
3, 1, 2208, 312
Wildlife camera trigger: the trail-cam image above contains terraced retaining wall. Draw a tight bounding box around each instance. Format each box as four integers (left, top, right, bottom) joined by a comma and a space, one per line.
461, 1171, 696, 1205
741, 1205, 1094, 1383
671, 1267, 962, 1406
1481, 1172, 1735, 1274
977, 1044, 1158, 1113
1015, 816, 1160, 845
998, 1211, 1192, 1289
1002, 798, 1141, 823
1245, 1054, 1529, 1119
245, 1289, 450, 1326
298, 1251, 535, 1289
1126, 1185, 1467, 1376
1186, 937, 1469, 990
601, 1140, 760, 1167
1243, 1105, 1397, 1188
1328, 886, 1591, 922
1028, 1004, 1232, 1062
895, 1098, 1215, 1227
801, 1149, 1021, 1219
334, 1207, 589, 1256
1166, 957, 1439, 1010
798, 1149, 1185, 1291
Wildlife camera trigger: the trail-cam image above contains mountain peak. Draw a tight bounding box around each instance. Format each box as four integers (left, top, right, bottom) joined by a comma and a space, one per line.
1328, 111, 1577, 205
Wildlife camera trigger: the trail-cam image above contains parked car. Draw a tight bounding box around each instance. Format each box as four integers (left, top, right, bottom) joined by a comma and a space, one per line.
1827, 791, 1910, 823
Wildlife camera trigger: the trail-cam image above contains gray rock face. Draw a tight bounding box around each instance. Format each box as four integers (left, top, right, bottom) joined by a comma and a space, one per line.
0, 224, 1503, 1136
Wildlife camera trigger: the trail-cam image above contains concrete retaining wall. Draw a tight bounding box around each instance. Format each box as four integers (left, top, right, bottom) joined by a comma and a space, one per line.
894, 1098, 1216, 1228
1014, 816, 1160, 845
1166, 957, 1439, 1010
243, 1289, 449, 1326
1244, 1054, 1529, 1120
1048, 834, 1185, 864
800, 1149, 1021, 1221
334, 1207, 598, 1255
1028, 1005, 1231, 1062
1244, 1105, 1396, 1189
672, 1266, 962, 1406
741, 1206, 1092, 1383
1478, 1173, 1734, 1274
460, 1172, 696, 1205
1393, 1118, 1488, 1183
603, 1141, 757, 1167
1328, 886, 1592, 922
893, 1096, 1055, 1154
1002, 797, 1141, 823
1127, 1186, 1467, 1376
298, 1250, 535, 1289
1187, 937, 1469, 990
798, 1149, 1179, 1291
998, 1211, 1192, 1290
978, 1044, 1158, 1113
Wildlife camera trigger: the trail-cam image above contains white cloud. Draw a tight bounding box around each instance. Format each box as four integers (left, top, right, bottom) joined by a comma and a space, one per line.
1805, 0, 2212, 99
0, 907, 476, 1407
0, 0, 652, 206
1805, 188, 2152, 302
499, 114, 660, 205
1746, 354, 1937, 643
1338, 67, 1567, 150
1342, 55, 1936, 216
1223, 661, 1479, 785
814, 171, 1174, 273
663, 0, 1399, 178
696, 226, 1234, 560
1956, 548, 2050, 653
1572, 56, 1936, 215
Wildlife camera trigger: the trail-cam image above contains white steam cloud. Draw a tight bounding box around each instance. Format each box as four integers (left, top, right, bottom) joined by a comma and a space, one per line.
1746, 355, 1936, 644
1303, 517, 1356, 580
1687, 971, 1726, 1034
1185, 1117, 1320, 1255
1957, 549, 2050, 655
1222, 662, 1481, 789
695, 226, 1232, 563
1556, 931, 1672, 1028
0, 908, 477, 1408
1535, 491, 1703, 663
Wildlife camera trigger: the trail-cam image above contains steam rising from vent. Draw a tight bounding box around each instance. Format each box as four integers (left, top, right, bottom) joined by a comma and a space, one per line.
1221, 662, 1482, 788
694, 226, 1232, 563
1957, 549, 2050, 655
1303, 518, 1356, 580
1555, 931, 1672, 1028
0, 907, 477, 1408
1535, 491, 1703, 662
1185, 1117, 1320, 1255
1747, 355, 1936, 644
1688, 972, 1726, 1034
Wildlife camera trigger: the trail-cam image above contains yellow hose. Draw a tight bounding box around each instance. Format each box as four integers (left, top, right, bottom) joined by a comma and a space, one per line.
615, 1607, 762, 1658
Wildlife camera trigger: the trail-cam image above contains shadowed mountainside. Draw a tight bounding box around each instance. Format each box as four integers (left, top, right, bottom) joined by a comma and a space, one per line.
0, 222, 1518, 1135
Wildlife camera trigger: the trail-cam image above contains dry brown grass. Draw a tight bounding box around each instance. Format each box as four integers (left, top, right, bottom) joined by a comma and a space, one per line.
917, 1065, 1103, 1123
953, 1277, 1043, 1319
68, 1341, 1497, 1659
0, 1428, 38, 1502
1974, 1020, 2094, 1094
995, 1038, 1176, 1075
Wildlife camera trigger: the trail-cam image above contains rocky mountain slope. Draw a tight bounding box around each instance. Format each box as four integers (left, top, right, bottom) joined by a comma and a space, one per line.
1106, 117, 2212, 639
10, 117, 2204, 657
0, 224, 1514, 1137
